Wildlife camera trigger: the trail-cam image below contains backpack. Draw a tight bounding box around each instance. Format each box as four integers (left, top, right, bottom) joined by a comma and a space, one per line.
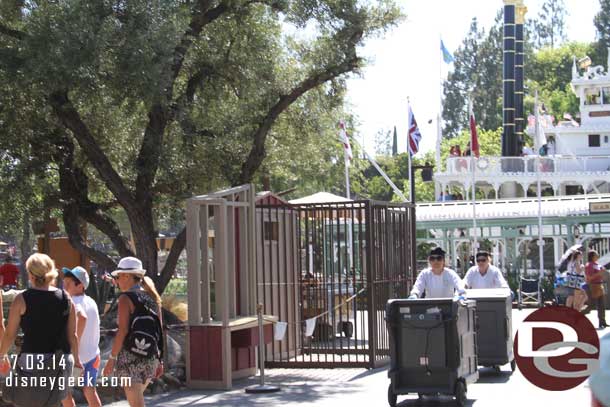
122, 291, 163, 359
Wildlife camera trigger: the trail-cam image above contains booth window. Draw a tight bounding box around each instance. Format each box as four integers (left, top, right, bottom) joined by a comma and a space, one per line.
264, 221, 279, 241
589, 134, 601, 147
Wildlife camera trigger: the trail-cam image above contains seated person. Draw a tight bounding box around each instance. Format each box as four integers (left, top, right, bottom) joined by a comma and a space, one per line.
409, 247, 465, 299
463, 251, 509, 289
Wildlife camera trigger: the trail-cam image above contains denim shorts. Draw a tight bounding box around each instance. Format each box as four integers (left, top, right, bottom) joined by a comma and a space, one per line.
82, 355, 100, 387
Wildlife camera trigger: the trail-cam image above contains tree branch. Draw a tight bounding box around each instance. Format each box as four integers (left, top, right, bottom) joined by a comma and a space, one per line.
62, 202, 117, 271
0, 23, 25, 40
49, 90, 137, 212
237, 29, 363, 184
54, 133, 134, 259
158, 227, 186, 293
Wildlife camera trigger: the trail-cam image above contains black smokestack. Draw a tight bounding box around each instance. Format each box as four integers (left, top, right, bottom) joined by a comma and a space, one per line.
515, 3, 527, 155
502, 1, 517, 157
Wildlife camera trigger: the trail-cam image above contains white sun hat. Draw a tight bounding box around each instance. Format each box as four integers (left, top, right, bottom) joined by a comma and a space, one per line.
111, 257, 146, 277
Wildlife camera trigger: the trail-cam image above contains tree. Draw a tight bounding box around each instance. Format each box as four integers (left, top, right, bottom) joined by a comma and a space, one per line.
529, 0, 567, 49
594, 0, 610, 63
0, 0, 401, 293
442, 15, 503, 137
526, 42, 596, 121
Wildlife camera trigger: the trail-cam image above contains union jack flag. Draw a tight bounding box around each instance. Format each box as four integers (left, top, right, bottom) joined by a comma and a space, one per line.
339, 121, 353, 165
407, 105, 422, 156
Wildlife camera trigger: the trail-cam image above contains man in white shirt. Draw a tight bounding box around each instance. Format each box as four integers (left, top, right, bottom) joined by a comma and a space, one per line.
463, 251, 509, 289
61, 266, 102, 407
409, 247, 465, 299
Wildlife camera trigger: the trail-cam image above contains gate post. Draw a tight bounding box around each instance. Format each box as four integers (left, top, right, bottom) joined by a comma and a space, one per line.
365, 202, 377, 367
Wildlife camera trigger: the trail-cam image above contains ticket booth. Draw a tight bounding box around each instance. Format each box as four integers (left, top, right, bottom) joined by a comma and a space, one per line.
186, 184, 275, 389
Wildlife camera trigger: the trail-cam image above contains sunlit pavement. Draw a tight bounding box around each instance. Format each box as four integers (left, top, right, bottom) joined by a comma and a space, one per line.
105, 309, 609, 407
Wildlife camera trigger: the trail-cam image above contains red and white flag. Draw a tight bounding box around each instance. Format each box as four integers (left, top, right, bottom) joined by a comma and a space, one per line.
469, 102, 480, 158
407, 105, 422, 156
339, 121, 353, 165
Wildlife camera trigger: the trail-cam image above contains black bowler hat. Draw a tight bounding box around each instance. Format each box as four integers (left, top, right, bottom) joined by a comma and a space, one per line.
429, 247, 446, 257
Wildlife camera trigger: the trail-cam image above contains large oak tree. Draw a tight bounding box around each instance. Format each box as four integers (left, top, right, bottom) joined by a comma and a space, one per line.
0, 0, 400, 292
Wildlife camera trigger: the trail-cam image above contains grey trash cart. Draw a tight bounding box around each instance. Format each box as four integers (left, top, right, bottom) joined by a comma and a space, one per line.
466, 288, 516, 373
385, 298, 479, 407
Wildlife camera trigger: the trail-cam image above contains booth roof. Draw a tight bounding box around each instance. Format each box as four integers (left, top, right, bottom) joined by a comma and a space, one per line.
289, 192, 353, 205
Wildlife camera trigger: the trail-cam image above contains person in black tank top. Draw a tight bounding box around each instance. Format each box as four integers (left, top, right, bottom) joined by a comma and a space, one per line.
0, 253, 81, 407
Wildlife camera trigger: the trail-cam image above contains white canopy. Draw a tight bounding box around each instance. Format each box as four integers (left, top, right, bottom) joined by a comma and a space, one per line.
289, 192, 353, 205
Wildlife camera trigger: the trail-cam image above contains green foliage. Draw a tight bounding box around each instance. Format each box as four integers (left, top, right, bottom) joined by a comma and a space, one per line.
526, 42, 597, 121
594, 0, 610, 64
0, 0, 403, 292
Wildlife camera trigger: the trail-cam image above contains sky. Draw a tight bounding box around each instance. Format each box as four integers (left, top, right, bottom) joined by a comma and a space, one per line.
347, 0, 601, 157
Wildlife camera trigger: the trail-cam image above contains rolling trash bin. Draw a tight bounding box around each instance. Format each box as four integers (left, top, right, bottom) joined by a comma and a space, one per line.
466, 288, 516, 373
385, 298, 479, 407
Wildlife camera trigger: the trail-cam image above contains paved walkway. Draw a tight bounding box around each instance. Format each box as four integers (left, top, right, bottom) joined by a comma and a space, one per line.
105, 309, 609, 407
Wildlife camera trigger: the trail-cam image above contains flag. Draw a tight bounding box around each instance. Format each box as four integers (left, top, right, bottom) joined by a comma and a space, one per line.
338, 121, 353, 165
441, 40, 455, 64
535, 106, 548, 154
469, 102, 480, 158
407, 105, 422, 156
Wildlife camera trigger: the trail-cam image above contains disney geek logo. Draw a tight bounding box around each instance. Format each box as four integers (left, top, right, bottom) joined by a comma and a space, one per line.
514, 306, 600, 391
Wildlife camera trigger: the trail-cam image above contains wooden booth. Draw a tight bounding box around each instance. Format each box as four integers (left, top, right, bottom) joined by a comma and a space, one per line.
186, 184, 275, 389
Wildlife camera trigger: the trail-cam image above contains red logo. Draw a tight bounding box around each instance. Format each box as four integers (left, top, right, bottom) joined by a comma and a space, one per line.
514, 306, 600, 391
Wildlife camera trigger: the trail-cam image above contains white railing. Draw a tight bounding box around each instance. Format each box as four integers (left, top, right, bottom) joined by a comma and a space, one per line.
443, 155, 610, 176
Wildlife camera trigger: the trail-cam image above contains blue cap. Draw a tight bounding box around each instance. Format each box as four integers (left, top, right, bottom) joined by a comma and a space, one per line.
62, 266, 89, 289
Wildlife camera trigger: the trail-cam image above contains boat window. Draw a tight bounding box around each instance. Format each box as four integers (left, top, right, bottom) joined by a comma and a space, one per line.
585, 89, 601, 105
589, 134, 601, 147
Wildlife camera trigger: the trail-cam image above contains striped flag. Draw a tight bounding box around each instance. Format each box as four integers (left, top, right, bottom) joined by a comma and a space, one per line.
469, 102, 480, 158
339, 121, 353, 165
407, 105, 422, 156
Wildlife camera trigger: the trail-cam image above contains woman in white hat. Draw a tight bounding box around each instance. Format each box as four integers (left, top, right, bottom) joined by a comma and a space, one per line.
102, 257, 163, 407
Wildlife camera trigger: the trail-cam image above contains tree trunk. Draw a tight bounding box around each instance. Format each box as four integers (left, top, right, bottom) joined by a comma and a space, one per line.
19, 211, 31, 287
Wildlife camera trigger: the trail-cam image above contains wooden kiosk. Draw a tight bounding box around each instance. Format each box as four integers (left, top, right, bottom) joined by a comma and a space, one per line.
186, 184, 275, 389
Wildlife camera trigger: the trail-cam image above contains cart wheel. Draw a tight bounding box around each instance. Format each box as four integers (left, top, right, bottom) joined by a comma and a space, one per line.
510, 359, 517, 372
455, 381, 466, 407
518, 304, 522, 311
387, 383, 397, 407
342, 321, 354, 338
493, 365, 501, 374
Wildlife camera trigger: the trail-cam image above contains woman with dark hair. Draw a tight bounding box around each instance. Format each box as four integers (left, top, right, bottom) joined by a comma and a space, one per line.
586, 250, 608, 329
102, 257, 163, 407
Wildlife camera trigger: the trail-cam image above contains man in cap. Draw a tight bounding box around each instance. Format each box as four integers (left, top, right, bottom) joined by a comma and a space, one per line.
408, 247, 465, 299
61, 266, 102, 407
463, 251, 509, 289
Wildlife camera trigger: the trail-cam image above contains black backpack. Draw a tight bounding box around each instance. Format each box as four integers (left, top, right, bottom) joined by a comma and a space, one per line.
122, 291, 163, 359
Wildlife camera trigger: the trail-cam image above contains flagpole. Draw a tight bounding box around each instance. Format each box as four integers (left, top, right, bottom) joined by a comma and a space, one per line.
535, 91, 544, 303
340, 120, 351, 199
469, 98, 478, 256
436, 34, 443, 200
407, 98, 414, 204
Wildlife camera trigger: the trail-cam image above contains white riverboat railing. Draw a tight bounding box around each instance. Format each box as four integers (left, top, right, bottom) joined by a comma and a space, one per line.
443, 155, 610, 176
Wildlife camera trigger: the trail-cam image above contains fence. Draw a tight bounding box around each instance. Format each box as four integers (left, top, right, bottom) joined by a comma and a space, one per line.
256, 199, 415, 368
